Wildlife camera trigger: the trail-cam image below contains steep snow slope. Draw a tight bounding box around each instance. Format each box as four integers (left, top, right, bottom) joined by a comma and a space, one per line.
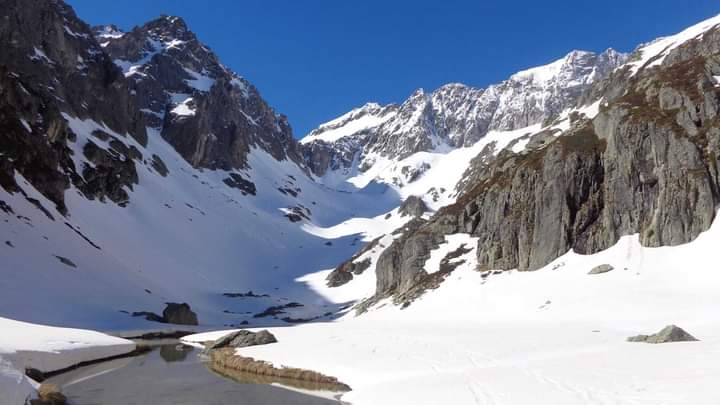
300, 102, 397, 145
0, 120, 401, 329
626, 14, 720, 75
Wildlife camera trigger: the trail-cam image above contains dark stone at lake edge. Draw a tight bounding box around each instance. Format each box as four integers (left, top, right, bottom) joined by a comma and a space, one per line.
132, 302, 198, 325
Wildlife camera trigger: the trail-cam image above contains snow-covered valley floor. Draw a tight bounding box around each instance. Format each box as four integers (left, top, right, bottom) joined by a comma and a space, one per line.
185, 213, 720, 405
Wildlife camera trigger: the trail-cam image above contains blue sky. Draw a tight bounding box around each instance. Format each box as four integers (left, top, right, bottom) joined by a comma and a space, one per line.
67, 0, 719, 137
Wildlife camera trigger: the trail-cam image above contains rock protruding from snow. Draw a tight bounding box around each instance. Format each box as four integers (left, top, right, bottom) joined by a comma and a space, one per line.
204, 329, 277, 352
162, 302, 199, 325
627, 325, 699, 343
588, 264, 614, 275
399, 196, 429, 218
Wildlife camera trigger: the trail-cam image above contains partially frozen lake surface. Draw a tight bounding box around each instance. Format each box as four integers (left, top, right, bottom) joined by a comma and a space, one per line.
45, 340, 341, 405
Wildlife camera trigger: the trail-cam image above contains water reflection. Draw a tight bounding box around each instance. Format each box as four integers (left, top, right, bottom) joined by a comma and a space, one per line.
159, 343, 193, 362
45, 341, 344, 405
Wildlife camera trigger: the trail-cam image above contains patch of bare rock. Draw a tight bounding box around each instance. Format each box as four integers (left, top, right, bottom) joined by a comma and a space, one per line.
627, 325, 699, 343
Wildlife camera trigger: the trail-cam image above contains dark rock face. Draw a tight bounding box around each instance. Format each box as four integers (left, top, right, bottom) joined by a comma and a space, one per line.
163, 302, 198, 325
222, 173, 256, 196
205, 329, 277, 351
362, 26, 720, 307
326, 236, 381, 287
99, 16, 303, 171
80, 141, 139, 204
132, 302, 199, 325
371, 217, 456, 303
0, 0, 311, 218
0, 0, 146, 214
627, 325, 699, 343
398, 196, 429, 217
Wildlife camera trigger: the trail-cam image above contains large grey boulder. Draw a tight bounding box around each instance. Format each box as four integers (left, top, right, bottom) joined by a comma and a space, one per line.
205, 329, 277, 351
627, 325, 699, 344
162, 303, 198, 325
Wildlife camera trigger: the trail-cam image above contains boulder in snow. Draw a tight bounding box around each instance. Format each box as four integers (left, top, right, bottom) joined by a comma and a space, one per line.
627, 325, 699, 343
399, 196, 428, 217
205, 329, 277, 352
163, 303, 199, 325
588, 264, 614, 275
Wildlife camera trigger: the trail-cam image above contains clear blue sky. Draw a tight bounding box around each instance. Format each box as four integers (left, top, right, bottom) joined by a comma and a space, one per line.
67, 0, 719, 137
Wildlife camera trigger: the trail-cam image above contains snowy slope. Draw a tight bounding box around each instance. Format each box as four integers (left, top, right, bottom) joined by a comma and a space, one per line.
186, 210, 720, 405
300, 102, 397, 145
0, 118, 402, 330
626, 14, 720, 75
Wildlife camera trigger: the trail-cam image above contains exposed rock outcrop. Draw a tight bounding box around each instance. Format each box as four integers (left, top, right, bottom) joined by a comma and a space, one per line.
163, 302, 198, 325
0, 0, 146, 215
132, 302, 198, 325
205, 329, 277, 352
588, 264, 614, 275
627, 325, 699, 343
361, 24, 720, 308
326, 236, 381, 287
399, 195, 429, 217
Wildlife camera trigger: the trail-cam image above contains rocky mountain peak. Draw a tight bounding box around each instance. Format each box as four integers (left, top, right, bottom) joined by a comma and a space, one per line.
99, 14, 302, 171
301, 47, 626, 186
147, 15, 190, 36
93, 24, 124, 40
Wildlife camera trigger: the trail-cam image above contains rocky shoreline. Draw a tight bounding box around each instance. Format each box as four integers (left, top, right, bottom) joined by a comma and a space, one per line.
208, 348, 351, 393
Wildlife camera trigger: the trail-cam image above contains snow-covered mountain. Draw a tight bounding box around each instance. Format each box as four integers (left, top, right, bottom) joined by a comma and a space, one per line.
0, 0, 400, 329
96, 15, 302, 171
301, 48, 626, 196
4, 1, 720, 403
1, 0, 718, 343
